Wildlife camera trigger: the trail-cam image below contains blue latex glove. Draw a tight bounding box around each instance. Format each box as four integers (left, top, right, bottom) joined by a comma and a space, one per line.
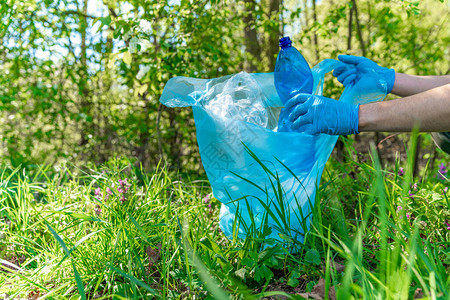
286, 93, 360, 135
333, 55, 395, 93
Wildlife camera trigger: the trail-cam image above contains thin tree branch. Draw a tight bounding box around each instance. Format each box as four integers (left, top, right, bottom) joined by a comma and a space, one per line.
351, 0, 366, 56
60, 10, 98, 19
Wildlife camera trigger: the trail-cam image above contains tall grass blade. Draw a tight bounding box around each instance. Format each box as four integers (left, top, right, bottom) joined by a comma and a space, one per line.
46, 223, 86, 300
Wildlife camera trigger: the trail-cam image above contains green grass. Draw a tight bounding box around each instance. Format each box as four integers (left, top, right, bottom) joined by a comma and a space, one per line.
0, 139, 449, 299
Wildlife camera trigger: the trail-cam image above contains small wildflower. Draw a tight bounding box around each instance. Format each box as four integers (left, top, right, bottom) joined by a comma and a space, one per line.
445, 221, 450, 230
208, 203, 212, 208
118, 178, 131, 192
106, 187, 113, 195
94, 188, 103, 200
123, 14, 131, 22
408, 190, 414, 199
203, 194, 210, 204
117, 178, 132, 203
439, 163, 448, 174
397, 205, 411, 220
398, 167, 404, 176
137, 19, 152, 35
438, 163, 448, 180
444, 187, 448, 194
412, 182, 418, 191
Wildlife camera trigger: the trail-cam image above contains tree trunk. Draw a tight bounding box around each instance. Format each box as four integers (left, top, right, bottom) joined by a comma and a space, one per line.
302, 0, 309, 28
267, 0, 281, 70
79, 0, 90, 147
347, 3, 353, 51
312, 0, 319, 62
243, 0, 261, 72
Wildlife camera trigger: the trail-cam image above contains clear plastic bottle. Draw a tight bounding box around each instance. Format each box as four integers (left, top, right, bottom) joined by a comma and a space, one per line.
275, 36, 313, 132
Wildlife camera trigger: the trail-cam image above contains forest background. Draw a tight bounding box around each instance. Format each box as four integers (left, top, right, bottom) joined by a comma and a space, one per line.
1, 0, 448, 173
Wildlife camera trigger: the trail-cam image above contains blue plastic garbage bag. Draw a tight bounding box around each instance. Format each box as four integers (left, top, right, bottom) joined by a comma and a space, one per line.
159, 59, 387, 243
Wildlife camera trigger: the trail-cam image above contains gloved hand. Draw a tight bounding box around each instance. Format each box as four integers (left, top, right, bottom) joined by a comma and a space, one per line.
333, 55, 395, 93
285, 93, 360, 135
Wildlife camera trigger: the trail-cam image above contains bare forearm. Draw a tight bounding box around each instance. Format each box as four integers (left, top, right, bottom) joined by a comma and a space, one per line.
359, 84, 450, 132
392, 73, 450, 97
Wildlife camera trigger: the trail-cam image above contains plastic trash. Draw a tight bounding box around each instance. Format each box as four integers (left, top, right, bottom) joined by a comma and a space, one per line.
274, 37, 314, 103
159, 59, 387, 245
275, 36, 314, 132
202, 72, 270, 128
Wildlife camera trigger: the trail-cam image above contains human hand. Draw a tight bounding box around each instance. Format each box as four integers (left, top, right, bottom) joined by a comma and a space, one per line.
333, 55, 395, 93
285, 93, 360, 135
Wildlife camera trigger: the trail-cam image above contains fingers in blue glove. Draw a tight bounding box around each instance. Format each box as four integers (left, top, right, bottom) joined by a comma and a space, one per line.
287, 94, 360, 135
337, 68, 357, 84
288, 102, 309, 122
342, 74, 357, 86
284, 93, 311, 111
338, 54, 367, 65
291, 109, 313, 131
332, 65, 348, 77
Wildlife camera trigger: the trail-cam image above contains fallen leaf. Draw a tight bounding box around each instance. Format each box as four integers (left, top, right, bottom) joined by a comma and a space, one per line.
298, 292, 322, 300
333, 262, 345, 273
311, 278, 336, 300
146, 243, 161, 267
414, 288, 424, 299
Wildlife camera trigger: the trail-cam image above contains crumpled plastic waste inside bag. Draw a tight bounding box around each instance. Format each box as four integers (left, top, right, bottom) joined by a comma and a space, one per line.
159, 59, 387, 244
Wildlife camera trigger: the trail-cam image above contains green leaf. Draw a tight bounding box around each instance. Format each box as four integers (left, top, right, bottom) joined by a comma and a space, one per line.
241, 257, 255, 268
287, 276, 299, 287
305, 249, 321, 266
100, 16, 112, 26
107, 58, 116, 69
259, 265, 273, 280
199, 237, 223, 256
138, 84, 148, 95
306, 281, 316, 292
235, 268, 247, 281
123, 51, 132, 65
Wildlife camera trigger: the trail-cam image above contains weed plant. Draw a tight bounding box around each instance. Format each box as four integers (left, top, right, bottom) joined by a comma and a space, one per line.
0, 136, 449, 299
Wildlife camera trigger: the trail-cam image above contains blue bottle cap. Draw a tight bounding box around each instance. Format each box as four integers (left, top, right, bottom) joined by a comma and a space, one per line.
279, 36, 292, 49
